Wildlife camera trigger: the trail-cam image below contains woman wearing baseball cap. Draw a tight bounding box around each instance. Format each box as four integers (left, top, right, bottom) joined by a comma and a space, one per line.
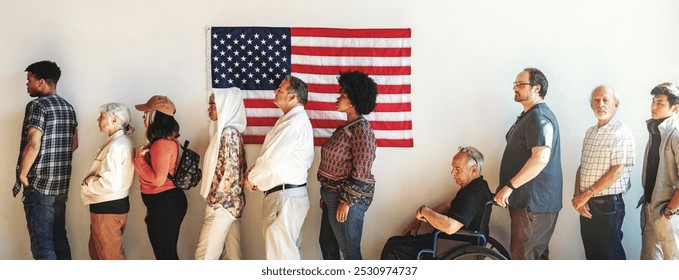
133, 95, 187, 260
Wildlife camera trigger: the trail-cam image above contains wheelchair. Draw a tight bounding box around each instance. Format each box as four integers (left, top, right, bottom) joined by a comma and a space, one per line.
416, 201, 510, 260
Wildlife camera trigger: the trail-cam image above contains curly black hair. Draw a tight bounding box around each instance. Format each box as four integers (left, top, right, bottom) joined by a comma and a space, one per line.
337, 71, 378, 115
25, 60, 61, 86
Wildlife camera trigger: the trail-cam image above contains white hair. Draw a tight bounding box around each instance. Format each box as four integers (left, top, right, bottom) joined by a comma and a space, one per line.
591, 85, 619, 104
459, 146, 484, 173
100, 102, 135, 135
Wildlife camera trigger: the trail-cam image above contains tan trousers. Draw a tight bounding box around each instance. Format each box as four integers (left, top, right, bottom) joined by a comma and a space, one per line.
262, 187, 310, 260
641, 203, 679, 259
89, 212, 128, 260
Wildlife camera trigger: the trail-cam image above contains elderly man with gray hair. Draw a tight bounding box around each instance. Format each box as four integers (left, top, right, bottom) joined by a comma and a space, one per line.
571, 86, 635, 260
245, 75, 314, 260
381, 146, 492, 259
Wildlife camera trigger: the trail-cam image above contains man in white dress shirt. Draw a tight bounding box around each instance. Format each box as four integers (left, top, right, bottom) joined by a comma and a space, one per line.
245, 75, 314, 259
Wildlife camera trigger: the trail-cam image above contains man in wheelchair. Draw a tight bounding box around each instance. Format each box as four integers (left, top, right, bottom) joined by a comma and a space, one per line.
380, 146, 492, 259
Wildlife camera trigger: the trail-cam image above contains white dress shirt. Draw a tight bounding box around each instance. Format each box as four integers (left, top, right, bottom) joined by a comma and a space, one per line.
248, 105, 314, 191
81, 130, 135, 205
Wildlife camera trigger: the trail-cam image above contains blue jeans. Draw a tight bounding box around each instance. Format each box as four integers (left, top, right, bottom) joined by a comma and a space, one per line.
579, 194, 626, 260
22, 187, 71, 260
319, 187, 368, 260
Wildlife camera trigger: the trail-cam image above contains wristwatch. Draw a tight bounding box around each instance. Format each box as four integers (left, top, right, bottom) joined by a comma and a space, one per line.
417, 205, 428, 223
663, 206, 677, 218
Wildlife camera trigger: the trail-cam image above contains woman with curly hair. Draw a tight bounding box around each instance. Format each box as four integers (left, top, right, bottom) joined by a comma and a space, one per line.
318, 70, 378, 260
133, 95, 187, 260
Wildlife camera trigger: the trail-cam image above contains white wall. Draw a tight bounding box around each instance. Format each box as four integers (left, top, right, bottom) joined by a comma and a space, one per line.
1, 0, 678, 260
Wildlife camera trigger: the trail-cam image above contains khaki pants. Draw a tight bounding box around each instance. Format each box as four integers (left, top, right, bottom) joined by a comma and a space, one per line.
262, 187, 310, 260
641, 203, 679, 260
89, 213, 128, 260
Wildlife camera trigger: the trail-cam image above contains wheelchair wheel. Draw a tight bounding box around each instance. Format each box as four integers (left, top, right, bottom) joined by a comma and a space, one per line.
486, 236, 511, 260
441, 245, 508, 260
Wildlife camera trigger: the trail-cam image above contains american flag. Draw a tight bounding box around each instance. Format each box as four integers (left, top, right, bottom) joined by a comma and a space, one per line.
208, 27, 412, 147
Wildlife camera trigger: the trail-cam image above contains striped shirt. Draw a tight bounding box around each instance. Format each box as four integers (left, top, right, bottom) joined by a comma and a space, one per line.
16, 95, 78, 196
579, 117, 635, 196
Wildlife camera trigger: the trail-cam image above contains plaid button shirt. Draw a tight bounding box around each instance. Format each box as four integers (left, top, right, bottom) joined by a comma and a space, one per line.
579, 117, 635, 196
15, 95, 78, 196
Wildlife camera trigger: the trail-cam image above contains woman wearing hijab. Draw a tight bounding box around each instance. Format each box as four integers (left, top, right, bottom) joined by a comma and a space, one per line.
195, 90, 247, 260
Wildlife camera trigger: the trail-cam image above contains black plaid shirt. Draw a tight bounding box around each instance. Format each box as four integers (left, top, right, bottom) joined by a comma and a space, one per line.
15, 95, 77, 196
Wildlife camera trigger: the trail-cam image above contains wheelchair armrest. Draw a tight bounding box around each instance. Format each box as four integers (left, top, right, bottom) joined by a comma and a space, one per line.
435, 229, 488, 246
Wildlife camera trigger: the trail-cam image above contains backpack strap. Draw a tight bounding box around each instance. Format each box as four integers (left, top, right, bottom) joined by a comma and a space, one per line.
167, 139, 189, 180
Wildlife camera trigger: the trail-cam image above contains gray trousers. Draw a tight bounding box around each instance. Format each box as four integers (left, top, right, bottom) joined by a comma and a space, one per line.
509, 207, 558, 260
641, 203, 679, 260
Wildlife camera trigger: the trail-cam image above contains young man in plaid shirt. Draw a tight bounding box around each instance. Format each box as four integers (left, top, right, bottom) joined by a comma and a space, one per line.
14, 60, 78, 260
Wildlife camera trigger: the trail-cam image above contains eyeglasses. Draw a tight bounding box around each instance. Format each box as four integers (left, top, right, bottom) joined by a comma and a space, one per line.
458, 146, 478, 166
513, 82, 532, 88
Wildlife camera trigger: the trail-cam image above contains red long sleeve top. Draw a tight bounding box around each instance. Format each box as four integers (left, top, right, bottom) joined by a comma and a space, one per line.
133, 139, 178, 194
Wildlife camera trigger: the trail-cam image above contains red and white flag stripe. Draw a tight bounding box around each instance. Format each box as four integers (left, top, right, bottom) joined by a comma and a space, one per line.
210, 27, 412, 147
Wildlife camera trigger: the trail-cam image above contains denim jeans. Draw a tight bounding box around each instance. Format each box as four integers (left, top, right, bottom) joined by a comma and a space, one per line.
579, 194, 626, 260
319, 187, 369, 260
22, 187, 71, 260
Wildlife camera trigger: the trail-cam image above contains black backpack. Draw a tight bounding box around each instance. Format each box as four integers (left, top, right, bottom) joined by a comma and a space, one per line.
169, 140, 202, 190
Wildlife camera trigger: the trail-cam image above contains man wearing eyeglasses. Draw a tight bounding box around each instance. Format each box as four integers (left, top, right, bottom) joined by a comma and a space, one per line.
571, 86, 634, 260
494, 68, 562, 260
380, 146, 492, 259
